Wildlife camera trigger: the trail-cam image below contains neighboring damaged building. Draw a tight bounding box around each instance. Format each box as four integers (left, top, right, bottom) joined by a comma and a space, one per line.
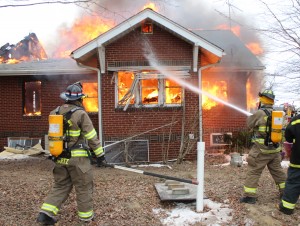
0, 8, 264, 162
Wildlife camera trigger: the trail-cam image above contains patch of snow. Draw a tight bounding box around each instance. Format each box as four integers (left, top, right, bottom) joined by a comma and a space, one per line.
0, 153, 32, 160
153, 200, 232, 226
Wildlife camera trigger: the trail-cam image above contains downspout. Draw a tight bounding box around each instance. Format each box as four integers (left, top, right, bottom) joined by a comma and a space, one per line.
198, 62, 220, 142
196, 61, 220, 213
76, 62, 103, 146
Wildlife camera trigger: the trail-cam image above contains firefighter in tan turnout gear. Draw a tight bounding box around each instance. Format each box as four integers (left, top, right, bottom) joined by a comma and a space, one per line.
37, 82, 105, 225
240, 89, 286, 204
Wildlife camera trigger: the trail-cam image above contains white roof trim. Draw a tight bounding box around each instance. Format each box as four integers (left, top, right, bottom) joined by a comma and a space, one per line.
71, 9, 224, 60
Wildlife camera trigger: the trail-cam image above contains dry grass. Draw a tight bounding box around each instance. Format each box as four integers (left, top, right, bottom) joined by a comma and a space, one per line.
0, 155, 299, 226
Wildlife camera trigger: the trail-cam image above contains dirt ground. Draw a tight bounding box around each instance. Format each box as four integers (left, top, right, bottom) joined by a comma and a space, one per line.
0, 154, 299, 226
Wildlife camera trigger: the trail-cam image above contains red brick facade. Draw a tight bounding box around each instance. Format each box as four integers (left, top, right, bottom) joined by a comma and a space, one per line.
0, 24, 249, 161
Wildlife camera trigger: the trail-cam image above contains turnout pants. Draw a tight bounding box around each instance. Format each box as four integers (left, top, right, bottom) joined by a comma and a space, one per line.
243, 145, 286, 197
40, 157, 94, 220
281, 167, 300, 210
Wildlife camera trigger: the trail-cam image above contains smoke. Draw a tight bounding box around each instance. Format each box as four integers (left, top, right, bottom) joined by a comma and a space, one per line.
45, 0, 263, 65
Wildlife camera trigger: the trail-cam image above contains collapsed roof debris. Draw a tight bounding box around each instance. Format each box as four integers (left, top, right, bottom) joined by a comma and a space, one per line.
0, 33, 47, 64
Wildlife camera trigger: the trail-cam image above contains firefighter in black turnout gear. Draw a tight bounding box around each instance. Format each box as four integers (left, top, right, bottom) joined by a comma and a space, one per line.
278, 113, 300, 215
37, 82, 105, 225
240, 89, 286, 204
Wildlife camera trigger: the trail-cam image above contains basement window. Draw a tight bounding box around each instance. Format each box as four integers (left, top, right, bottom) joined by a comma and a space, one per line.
104, 140, 149, 164
24, 81, 41, 116
82, 82, 98, 112
116, 71, 182, 109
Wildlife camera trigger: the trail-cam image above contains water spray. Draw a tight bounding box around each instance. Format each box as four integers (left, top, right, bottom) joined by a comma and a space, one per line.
144, 51, 253, 117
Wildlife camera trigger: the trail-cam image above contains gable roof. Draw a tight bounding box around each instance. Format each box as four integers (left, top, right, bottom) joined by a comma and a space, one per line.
71, 8, 224, 62
194, 30, 265, 70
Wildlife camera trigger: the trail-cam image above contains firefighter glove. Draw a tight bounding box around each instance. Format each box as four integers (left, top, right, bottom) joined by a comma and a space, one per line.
96, 155, 106, 167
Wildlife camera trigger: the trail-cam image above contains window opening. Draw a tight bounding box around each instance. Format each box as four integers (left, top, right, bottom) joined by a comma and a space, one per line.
202, 80, 228, 110
117, 71, 184, 110
165, 79, 182, 104
82, 82, 98, 112
141, 78, 158, 105
118, 71, 135, 105
141, 22, 153, 34
24, 81, 41, 116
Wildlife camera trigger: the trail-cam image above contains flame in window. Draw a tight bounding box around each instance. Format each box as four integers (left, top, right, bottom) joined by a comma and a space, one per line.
24, 81, 41, 116
117, 71, 182, 106
142, 79, 158, 104
202, 80, 228, 110
118, 71, 135, 105
142, 23, 153, 33
165, 80, 181, 104
82, 83, 98, 112
246, 78, 258, 112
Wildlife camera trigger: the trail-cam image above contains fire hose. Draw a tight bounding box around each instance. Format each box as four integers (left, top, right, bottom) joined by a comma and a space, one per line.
96, 161, 199, 185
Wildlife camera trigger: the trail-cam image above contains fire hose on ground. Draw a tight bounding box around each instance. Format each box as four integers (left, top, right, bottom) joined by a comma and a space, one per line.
92, 142, 206, 212
96, 161, 199, 185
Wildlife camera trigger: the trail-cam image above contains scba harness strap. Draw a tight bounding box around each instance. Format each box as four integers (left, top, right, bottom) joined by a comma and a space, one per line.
262, 108, 279, 148
53, 106, 84, 160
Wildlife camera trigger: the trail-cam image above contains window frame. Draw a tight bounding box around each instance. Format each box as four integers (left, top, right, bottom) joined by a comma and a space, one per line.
115, 71, 183, 109
23, 80, 42, 116
141, 22, 153, 34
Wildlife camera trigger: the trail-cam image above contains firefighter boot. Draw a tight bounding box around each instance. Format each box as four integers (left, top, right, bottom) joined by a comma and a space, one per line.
240, 196, 256, 204
278, 203, 294, 215
79, 214, 95, 223
37, 212, 57, 225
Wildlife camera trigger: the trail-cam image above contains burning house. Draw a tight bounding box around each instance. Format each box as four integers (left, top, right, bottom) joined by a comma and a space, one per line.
0, 8, 264, 162
0, 33, 47, 64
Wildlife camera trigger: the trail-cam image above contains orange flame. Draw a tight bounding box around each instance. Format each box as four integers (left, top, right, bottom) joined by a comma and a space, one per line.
82, 83, 98, 112
216, 24, 263, 56
146, 90, 158, 99
246, 78, 258, 112
6, 59, 20, 64
52, 15, 115, 58
202, 80, 228, 110
216, 24, 241, 37
246, 42, 263, 55
143, 2, 157, 11
1, 33, 47, 64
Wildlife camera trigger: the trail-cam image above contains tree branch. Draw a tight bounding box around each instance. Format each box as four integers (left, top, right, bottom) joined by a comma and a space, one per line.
0, 0, 91, 8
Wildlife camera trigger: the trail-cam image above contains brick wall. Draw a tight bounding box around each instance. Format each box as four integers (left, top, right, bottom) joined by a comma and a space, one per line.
202, 72, 248, 152
0, 74, 98, 151
0, 24, 249, 161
